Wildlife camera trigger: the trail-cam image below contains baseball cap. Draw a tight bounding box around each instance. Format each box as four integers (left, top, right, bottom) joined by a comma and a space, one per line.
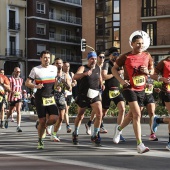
87, 51, 97, 60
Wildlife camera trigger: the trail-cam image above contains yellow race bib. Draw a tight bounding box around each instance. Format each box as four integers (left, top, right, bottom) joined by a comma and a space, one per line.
42, 96, 56, 106
109, 90, 120, 99
14, 92, 21, 98
132, 75, 145, 87
145, 85, 153, 94
167, 84, 170, 91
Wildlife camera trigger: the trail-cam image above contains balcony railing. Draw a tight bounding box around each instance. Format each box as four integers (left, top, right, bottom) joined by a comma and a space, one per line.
157, 34, 170, 45
51, 0, 81, 5
8, 22, 20, 31
49, 33, 81, 44
54, 53, 81, 63
5, 48, 23, 58
49, 12, 81, 25
142, 5, 170, 17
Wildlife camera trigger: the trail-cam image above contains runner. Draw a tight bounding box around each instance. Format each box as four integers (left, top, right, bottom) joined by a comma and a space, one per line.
63, 61, 77, 133
50, 58, 71, 142
85, 52, 105, 135
5, 67, 23, 132
112, 35, 154, 153
72, 51, 103, 146
151, 55, 170, 150
25, 50, 59, 149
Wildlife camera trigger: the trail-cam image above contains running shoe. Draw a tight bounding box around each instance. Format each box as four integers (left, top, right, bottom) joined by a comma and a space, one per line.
120, 134, 126, 142
1, 123, 4, 129
137, 143, 150, 154
149, 133, 158, 141
91, 132, 101, 146
50, 134, 60, 142
72, 132, 79, 145
11, 118, 15, 122
66, 125, 72, 133
113, 125, 122, 144
151, 116, 159, 133
166, 142, 170, 151
37, 140, 44, 149
85, 123, 91, 135
4, 120, 8, 129
46, 125, 52, 135
35, 119, 39, 129
16, 126, 22, 132
100, 127, 108, 133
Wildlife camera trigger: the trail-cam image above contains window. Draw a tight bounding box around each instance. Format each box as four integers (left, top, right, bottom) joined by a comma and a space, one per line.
142, 0, 157, 17
142, 22, 157, 45
37, 44, 46, 55
36, 2, 45, 14
36, 23, 46, 35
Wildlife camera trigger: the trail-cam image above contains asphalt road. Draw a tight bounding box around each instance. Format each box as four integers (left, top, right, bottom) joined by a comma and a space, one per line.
0, 115, 170, 170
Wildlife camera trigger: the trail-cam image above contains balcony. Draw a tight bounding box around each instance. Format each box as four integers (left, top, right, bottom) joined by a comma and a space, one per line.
49, 12, 81, 25
5, 48, 23, 58
141, 5, 170, 18
96, 5, 110, 14
50, 0, 81, 6
49, 33, 81, 44
8, 22, 20, 31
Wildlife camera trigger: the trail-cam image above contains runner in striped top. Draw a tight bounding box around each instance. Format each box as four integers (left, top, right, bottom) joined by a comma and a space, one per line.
5, 67, 23, 132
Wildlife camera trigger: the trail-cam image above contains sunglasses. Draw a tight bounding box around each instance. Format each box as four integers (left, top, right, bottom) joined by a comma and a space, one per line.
99, 56, 105, 59
112, 52, 120, 56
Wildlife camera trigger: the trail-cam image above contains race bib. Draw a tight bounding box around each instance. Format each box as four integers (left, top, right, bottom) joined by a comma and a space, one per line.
87, 88, 99, 98
0, 96, 3, 102
109, 90, 120, 99
132, 75, 145, 87
167, 84, 170, 91
42, 96, 56, 106
14, 92, 21, 98
145, 85, 153, 94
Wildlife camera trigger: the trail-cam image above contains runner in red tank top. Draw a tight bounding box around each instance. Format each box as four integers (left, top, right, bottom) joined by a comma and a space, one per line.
151, 56, 170, 151
5, 67, 23, 132
112, 35, 154, 154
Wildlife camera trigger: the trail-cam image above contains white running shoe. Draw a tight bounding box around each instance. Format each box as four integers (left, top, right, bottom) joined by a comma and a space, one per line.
50, 134, 60, 142
85, 123, 91, 135
137, 143, 150, 154
113, 125, 122, 144
100, 127, 108, 133
46, 125, 52, 135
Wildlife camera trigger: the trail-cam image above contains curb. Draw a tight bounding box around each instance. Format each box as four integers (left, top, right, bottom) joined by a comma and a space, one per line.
29, 115, 150, 124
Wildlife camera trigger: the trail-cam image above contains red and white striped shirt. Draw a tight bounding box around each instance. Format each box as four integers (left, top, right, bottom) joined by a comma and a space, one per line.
8, 77, 23, 102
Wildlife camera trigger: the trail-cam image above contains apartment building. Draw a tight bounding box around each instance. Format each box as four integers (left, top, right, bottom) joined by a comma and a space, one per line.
83, 0, 170, 63
26, 0, 82, 73
0, 0, 26, 78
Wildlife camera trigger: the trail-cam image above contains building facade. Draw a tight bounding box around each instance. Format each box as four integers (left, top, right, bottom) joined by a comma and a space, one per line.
26, 0, 82, 74
82, 0, 170, 63
0, 0, 26, 78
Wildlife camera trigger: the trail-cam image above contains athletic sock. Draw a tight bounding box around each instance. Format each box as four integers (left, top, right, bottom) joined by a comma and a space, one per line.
74, 127, 79, 135
93, 127, 100, 137
87, 120, 92, 127
118, 126, 123, 131
137, 140, 142, 145
100, 122, 104, 128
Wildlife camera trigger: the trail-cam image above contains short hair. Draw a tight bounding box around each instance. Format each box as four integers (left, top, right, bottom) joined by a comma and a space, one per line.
132, 35, 143, 43
40, 50, 51, 58
97, 51, 105, 56
54, 57, 63, 62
